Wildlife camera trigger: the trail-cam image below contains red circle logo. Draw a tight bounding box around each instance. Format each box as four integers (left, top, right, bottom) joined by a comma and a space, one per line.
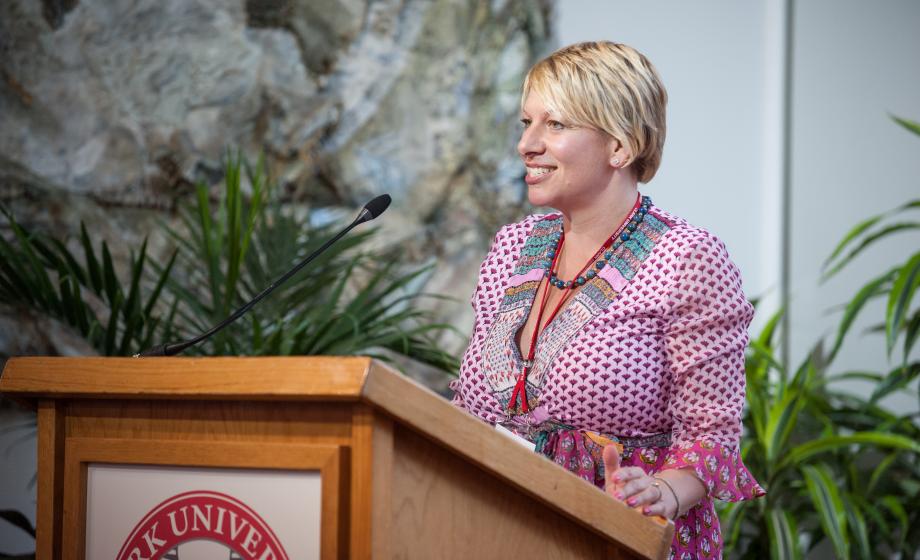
116, 490, 290, 560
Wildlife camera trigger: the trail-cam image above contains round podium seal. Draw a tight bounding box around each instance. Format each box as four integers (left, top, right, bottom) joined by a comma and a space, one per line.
116, 490, 289, 560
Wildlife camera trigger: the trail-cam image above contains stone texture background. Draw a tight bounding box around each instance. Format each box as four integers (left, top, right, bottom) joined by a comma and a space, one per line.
0, 0, 554, 360
0, 2, 552, 549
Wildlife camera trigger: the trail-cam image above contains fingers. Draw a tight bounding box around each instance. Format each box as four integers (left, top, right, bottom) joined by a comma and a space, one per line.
602, 444, 621, 497
622, 478, 660, 508
605, 465, 676, 519
641, 499, 669, 517
639, 484, 663, 508
607, 467, 645, 497
613, 466, 645, 483
602, 445, 621, 485
609, 466, 644, 498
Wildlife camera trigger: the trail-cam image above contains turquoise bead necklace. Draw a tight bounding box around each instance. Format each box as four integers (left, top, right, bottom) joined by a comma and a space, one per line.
546, 195, 651, 290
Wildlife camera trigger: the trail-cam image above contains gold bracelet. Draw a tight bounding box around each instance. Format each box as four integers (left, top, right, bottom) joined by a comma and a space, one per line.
654, 476, 680, 520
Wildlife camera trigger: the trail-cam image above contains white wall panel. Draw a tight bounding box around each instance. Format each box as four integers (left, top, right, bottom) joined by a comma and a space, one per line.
556, 1, 781, 320
788, 0, 920, 409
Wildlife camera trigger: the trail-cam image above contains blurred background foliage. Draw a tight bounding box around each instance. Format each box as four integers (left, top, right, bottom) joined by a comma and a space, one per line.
0, 154, 459, 559
162, 153, 459, 368
1, 153, 459, 369
719, 117, 920, 558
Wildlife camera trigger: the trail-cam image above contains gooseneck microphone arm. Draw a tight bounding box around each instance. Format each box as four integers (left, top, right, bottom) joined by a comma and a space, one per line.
135, 194, 393, 357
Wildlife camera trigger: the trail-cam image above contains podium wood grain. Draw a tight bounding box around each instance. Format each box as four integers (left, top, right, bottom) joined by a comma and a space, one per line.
363, 359, 672, 559
36, 400, 64, 560
390, 424, 634, 559
1, 356, 673, 560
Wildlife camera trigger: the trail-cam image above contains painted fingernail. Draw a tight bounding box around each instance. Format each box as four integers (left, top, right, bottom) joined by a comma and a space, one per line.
643, 508, 650, 515
613, 475, 621, 482
614, 492, 624, 500
627, 498, 637, 506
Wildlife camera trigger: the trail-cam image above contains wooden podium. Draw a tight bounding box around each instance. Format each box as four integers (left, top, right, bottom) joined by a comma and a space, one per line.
0, 357, 673, 559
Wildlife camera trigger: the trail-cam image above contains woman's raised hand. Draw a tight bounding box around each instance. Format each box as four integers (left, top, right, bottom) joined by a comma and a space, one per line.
602, 444, 677, 519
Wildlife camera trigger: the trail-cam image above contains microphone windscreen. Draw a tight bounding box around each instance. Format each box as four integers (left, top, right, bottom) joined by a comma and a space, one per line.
363, 194, 392, 220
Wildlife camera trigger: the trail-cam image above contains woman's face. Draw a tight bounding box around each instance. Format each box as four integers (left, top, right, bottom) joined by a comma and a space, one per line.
517, 92, 618, 212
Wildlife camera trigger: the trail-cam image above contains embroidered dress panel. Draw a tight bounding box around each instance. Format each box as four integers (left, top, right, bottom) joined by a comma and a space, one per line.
479, 211, 669, 415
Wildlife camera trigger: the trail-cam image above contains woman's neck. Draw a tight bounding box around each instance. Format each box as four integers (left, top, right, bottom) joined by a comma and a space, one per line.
560, 183, 640, 248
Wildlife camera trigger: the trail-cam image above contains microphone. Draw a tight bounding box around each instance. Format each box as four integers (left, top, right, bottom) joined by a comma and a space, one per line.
135, 194, 393, 357
355, 194, 391, 224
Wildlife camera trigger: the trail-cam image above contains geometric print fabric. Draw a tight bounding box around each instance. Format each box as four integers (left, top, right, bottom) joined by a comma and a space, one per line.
451, 205, 765, 558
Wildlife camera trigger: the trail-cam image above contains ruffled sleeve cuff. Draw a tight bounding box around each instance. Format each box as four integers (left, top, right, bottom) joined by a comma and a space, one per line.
663, 439, 765, 502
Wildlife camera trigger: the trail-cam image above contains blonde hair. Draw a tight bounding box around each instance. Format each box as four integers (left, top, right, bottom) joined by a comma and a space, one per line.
522, 41, 667, 183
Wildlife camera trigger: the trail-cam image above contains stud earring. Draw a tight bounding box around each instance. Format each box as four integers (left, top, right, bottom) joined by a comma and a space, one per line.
612, 158, 620, 166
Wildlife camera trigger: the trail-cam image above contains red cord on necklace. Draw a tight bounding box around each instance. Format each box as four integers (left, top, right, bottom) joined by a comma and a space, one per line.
507, 194, 641, 413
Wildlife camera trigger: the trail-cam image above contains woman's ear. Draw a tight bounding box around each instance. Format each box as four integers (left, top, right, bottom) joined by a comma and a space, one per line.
608, 139, 631, 169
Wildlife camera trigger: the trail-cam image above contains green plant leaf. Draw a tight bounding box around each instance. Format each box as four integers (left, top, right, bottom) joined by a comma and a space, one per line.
823, 198, 920, 279
828, 267, 898, 362
117, 242, 147, 355
144, 249, 178, 318
903, 309, 920, 361
195, 182, 220, 310
867, 451, 901, 494
718, 501, 748, 554
886, 251, 920, 355
748, 339, 785, 374
0, 236, 31, 302
782, 432, 920, 469
239, 153, 263, 266
892, 115, 920, 137
161, 295, 180, 344
763, 389, 803, 466
870, 362, 920, 403
821, 222, 920, 282
880, 495, 908, 552
48, 237, 87, 286
802, 464, 849, 558
58, 275, 80, 329
0, 509, 35, 538
104, 292, 123, 355
822, 214, 886, 276
100, 242, 119, 307
843, 492, 871, 560
10, 216, 58, 312
766, 507, 801, 560
825, 370, 883, 385
855, 492, 892, 537
80, 222, 103, 293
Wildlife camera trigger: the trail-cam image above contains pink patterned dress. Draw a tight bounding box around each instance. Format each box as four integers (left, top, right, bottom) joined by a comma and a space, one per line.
450, 203, 765, 559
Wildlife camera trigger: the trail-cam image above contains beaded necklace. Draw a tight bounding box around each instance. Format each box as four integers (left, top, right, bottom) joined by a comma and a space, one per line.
507, 194, 651, 413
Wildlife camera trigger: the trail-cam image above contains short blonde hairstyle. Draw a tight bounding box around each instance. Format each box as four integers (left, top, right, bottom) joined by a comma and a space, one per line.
522, 41, 668, 183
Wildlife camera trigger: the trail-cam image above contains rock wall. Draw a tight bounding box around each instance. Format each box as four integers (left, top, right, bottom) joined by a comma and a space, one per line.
0, 0, 554, 357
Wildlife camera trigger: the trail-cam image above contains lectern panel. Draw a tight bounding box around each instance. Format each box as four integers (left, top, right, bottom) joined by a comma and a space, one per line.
387, 425, 641, 560
85, 464, 321, 559
61, 438, 343, 560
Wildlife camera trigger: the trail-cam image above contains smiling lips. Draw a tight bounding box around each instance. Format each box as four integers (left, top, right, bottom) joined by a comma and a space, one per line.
525, 165, 556, 185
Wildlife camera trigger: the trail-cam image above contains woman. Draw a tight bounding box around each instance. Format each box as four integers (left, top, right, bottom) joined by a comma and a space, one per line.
450, 41, 764, 559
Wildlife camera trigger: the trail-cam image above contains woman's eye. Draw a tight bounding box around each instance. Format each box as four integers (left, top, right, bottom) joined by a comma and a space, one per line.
520, 119, 531, 128
547, 120, 565, 130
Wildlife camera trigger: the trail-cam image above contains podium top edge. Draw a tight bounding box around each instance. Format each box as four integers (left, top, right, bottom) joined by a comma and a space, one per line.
0, 356, 382, 401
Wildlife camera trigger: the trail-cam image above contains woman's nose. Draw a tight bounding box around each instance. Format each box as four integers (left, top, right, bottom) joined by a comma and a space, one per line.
517, 125, 544, 158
